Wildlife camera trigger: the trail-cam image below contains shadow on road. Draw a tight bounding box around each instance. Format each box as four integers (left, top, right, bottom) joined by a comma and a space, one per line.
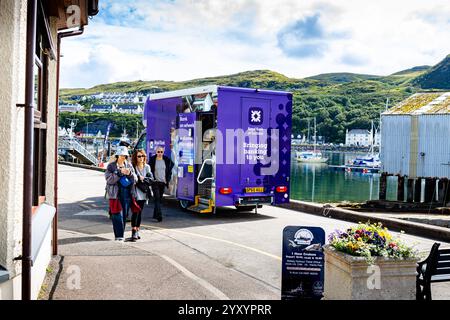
58, 195, 276, 235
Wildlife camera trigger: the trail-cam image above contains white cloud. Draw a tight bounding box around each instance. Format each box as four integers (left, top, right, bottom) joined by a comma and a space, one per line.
60, 0, 450, 88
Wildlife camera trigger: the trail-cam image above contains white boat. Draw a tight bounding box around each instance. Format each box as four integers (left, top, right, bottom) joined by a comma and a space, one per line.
351, 154, 380, 168
296, 117, 328, 163
296, 151, 328, 163
348, 121, 380, 169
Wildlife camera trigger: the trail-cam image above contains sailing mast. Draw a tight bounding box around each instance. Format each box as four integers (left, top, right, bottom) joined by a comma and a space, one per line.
370, 120, 374, 157
314, 117, 317, 154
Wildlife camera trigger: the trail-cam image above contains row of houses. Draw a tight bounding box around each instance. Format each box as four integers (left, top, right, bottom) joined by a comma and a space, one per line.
81, 92, 146, 104
59, 103, 143, 114
90, 104, 143, 114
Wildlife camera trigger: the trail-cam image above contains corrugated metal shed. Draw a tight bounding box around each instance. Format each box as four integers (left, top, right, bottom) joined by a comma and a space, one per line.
381, 115, 411, 176
417, 114, 450, 178
381, 92, 450, 178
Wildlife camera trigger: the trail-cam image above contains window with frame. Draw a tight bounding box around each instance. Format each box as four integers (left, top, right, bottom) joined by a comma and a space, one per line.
32, 6, 48, 208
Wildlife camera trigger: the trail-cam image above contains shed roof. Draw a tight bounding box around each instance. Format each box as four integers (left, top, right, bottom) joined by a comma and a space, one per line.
383, 92, 450, 115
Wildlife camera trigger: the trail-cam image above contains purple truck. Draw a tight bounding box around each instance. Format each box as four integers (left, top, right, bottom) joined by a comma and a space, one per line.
135, 85, 292, 213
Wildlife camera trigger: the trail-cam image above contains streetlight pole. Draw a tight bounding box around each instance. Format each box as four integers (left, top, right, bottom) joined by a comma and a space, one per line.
136, 121, 139, 140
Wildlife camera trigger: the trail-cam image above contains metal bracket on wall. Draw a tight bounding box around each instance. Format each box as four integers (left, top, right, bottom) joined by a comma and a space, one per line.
13, 255, 34, 267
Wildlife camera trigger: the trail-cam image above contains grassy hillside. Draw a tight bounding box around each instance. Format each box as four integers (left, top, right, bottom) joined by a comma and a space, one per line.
60, 54, 450, 143
306, 72, 382, 84
414, 55, 450, 89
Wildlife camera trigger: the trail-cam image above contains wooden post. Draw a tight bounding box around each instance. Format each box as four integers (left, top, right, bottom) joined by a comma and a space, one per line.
379, 173, 387, 200
437, 179, 447, 205
406, 178, 414, 203
443, 178, 450, 206
414, 178, 422, 203
397, 175, 405, 202
424, 178, 436, 203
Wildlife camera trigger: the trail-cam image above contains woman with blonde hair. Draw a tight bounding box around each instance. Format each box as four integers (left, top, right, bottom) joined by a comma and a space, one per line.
129, 149, 153, 241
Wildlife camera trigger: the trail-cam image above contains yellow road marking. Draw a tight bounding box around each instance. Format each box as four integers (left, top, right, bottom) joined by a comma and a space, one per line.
141, 224, 282, 261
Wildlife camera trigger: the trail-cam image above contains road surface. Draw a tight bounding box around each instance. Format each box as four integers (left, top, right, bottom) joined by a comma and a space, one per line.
41, 164, 450, 300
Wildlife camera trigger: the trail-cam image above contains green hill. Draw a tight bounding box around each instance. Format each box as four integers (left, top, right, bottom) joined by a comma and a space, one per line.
306, 72, 382, 84
414, 55, 450, 89
60, 54, 450, 143
391, 65, 431, 76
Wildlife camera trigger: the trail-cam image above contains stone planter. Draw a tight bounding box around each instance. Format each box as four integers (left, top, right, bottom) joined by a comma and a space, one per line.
323, 245, 419, 300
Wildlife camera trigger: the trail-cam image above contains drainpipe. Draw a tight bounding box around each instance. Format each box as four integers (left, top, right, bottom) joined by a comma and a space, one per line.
22, 0, 37, 301
53, 26, 84, 256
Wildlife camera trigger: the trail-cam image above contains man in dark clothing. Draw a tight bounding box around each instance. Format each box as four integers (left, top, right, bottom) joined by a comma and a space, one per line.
148, 146, 174, 222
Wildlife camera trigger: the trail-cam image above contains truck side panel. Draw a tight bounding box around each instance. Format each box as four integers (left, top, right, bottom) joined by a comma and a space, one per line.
144, 97, 181, 158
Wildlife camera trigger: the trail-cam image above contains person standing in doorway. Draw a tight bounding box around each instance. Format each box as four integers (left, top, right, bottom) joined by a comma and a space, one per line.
129, 149, 152, 241
105, 146, 137, 241
149, 146, 174, 222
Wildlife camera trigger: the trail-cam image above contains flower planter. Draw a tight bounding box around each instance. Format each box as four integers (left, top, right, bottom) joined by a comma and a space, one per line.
323, 245, 419, 300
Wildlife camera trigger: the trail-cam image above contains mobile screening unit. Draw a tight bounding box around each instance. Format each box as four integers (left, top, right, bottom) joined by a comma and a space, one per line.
135, 85, 292, 213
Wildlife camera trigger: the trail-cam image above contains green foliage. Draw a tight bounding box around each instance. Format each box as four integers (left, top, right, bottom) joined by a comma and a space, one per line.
59, 112, 144, 138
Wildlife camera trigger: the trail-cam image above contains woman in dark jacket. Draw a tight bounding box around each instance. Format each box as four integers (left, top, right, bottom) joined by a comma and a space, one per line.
105, 146, 137, 240
148, 146, 174, 222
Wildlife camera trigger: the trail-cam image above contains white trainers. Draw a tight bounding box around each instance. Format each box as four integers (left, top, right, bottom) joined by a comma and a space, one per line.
115, 237, 124, 241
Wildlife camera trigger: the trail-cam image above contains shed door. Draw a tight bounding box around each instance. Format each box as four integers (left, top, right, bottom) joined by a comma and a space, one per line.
239, 97, 271, 185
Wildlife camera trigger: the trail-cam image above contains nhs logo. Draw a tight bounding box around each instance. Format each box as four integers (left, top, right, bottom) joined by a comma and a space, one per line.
248, 107, 263, 125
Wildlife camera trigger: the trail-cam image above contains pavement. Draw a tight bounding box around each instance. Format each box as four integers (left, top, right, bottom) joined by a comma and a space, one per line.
39, 165, 450, 300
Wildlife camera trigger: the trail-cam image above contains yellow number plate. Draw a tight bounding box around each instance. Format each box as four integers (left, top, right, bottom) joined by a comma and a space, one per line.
245, 187, 264, 193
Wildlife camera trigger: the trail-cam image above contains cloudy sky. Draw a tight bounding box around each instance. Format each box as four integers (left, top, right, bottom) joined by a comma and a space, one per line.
60, 0, 450, 88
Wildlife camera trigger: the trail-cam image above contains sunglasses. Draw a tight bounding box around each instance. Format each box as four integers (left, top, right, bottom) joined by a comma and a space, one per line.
156, 151, 164, 154
137, 155, 146, 158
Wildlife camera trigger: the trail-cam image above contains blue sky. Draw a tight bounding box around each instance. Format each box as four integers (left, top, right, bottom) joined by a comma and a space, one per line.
60, 0, 450, 88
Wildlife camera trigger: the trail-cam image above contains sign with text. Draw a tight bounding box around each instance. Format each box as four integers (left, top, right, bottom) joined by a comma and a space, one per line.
281, 226, 325, 300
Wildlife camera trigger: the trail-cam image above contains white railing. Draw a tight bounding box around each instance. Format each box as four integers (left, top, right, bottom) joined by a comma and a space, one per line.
59, 138, 99, 166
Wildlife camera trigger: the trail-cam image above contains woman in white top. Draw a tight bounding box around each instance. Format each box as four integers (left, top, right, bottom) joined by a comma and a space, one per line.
129, 149, 153, 241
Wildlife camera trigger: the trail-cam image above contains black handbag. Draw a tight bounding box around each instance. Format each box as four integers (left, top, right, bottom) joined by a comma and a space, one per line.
136, 179, 150, 194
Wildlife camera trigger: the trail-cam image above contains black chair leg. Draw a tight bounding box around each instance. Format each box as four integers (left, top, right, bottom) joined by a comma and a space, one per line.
416, 282, 423, 301
425, 283, 432, 301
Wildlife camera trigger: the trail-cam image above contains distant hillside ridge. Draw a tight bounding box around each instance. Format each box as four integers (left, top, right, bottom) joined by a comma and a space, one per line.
306, 72, 382, 84
59, 54, 450, 143
414, 55, 450, 89
391, 65, 431, 76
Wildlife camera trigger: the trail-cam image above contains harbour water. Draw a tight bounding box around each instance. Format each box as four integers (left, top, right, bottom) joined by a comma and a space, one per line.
290, 151, 398, 203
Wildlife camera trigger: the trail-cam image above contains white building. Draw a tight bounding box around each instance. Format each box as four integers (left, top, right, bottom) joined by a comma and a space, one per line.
94, 92, 146, 105
116, 104, 143, 114
58, 103, 83, 113
90, 104, 115, 113
0, 0, 99, 300
345, 129, 372, 147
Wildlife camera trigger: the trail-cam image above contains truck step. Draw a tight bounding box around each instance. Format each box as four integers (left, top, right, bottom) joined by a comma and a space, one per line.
198, 197, 211, 205
188, 203, 212, 213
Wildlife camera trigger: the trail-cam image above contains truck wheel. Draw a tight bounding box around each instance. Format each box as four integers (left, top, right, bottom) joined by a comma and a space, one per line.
179, 200, 192, 211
